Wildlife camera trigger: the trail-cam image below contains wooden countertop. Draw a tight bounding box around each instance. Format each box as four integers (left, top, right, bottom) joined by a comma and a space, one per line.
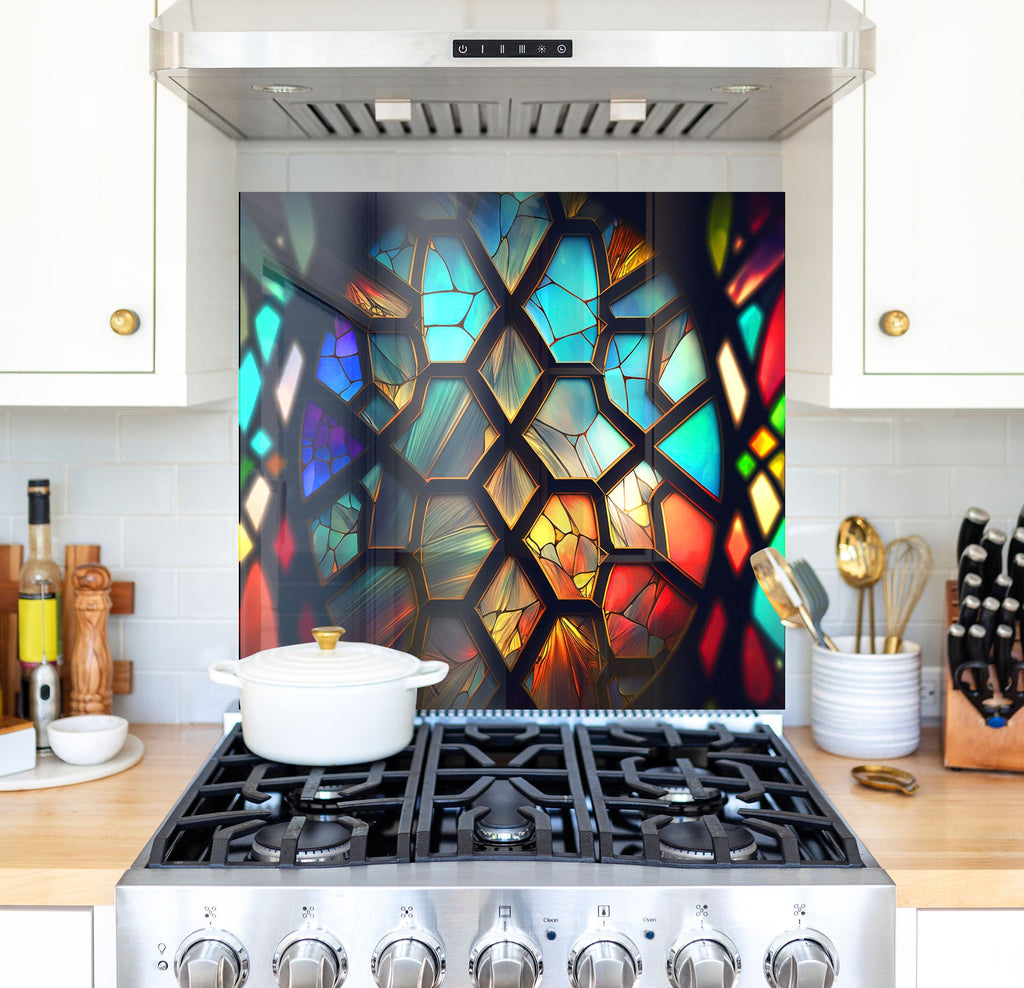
0, 725, 1020, 909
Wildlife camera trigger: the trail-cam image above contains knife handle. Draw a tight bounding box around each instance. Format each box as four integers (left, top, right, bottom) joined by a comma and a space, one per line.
965, 624, 993, 698
1008, 527, 1024, 569
994, 624, 1016, 695
1010, 552, 1024, 605
998, 596, 1020, 633
958, 594, 982, 628
990, 573, 1014, 603
957, 507, 990, 562
980, 529, 1008, 588
1017, 504, 1024, 534
947, 623, 966, 689
977, 596, 1002, 650
959, 544, 988, 599
960, 572, 983, 604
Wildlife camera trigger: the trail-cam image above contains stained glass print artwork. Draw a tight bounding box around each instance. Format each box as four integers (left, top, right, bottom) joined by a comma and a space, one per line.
240, 191, 785, 711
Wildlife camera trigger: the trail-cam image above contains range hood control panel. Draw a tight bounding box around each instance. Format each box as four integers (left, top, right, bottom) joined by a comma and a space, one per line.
452, 40, 573, 58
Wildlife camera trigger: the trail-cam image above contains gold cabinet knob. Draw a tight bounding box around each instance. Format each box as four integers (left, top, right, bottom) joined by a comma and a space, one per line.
880, 310, 910, 337
109, 309, 140, 336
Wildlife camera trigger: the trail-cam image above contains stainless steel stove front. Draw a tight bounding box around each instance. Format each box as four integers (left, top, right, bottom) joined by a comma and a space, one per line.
116, 860, 895, 988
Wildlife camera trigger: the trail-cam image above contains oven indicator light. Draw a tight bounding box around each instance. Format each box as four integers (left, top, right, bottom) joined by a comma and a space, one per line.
546, 930, 557, 941
644, 930, 655, 941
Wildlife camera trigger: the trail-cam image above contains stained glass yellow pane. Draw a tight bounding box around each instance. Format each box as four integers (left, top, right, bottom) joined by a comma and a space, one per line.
749, 426, 778, 459
717, 341, 748, 427
769, 451, 785, 489
749, 471, 782, 536
244, 475, 272, 531
239, 524, 253, 562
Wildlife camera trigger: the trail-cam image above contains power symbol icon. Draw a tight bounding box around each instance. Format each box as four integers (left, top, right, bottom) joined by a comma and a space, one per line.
458, 44, 468, 54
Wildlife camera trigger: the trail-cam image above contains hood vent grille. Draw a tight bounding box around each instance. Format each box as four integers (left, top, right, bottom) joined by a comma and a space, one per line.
280, 98, 735, 140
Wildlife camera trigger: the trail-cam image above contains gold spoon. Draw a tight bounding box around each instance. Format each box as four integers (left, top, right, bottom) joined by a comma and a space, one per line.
749, 547, 835, 650
836, 516, 886, 653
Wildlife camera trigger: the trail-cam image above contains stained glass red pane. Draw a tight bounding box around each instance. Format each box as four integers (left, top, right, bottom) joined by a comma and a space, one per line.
274, 517, 296, 571
660, 492, 715, 586
724, 513, 751, 574
604, 565, 693, 658
757, 289, 785, 404
240, 562, 278, 658
742, 624, 774, 705
699, 600, 728, 678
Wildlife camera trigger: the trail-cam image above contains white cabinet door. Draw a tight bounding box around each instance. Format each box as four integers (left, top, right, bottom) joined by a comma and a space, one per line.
0, 0, 154, 374
862, 0, 1024, 377
917, 910, 1023, 985
0, 907, 94, 987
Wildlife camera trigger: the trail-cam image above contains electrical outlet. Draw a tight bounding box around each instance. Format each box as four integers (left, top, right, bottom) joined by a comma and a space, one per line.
920, 667, 942, 720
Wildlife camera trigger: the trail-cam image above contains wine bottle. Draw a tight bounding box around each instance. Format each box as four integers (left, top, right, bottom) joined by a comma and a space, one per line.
18, 479, 62, 719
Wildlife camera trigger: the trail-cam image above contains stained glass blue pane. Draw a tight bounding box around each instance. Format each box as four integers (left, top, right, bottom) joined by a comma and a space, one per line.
254, 305, 281, 362
311, 489, 362, 579
609, 271, 680, 318
421, 236, 496, 361
752, 519, 786, 648
369, 471, 416, 548
301, 402, 365, 497
656, 401, 722, 498
362, 392, 399, 432
370, 224, 416, 284
417, 193, 459, 219
316, 317, 363, 401
738, 303, 764, 361
658, 314, 707, 402
470, 192, 552, 292
604, 333, 661, 430
524, 236, 600, 362
239, 351, 261, 432
250, 429, 273, 457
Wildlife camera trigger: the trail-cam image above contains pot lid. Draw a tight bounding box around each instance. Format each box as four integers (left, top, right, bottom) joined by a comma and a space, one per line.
238, 627, 425, 687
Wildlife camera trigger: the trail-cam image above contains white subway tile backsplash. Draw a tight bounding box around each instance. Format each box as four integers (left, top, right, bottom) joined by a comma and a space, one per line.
179, 569, 239, 619
118, 568, 179, 619
68, 465, 176, 515
179, 671, 239, 723
181, 464, 238, 516
728, 154, 783, 190
398, 153, 508, 190
10, 412, 117, 463
898, 414, 1006, 466
0, 412, 8, 460
122, 619, 237, 671
843, 468, 951, 518
288, 152, 399, 191
508, 152, 617, 190
0, 464, 67, 514
120, 412, 230, 463
113, 670, 181, 724
1008, 416, 1024, 465
46, 517, 124, 568
784, 521, 843, 572
951, 467, 1024, 522
783, 468, 839, 518
123, 517, 236, 568
787, 414, 893, 467
617, 153, 728, 191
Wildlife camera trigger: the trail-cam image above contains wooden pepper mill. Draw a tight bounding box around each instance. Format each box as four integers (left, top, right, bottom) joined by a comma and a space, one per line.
69, 564, 113, 715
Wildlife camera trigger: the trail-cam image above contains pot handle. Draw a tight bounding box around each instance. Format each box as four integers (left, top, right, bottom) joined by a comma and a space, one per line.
209, 660, 243, 689
405, 660, 449, 690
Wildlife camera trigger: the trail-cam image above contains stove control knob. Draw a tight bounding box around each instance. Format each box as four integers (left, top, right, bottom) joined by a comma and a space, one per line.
470, 934, 543, 988
174, 930, 249, 988
568, 934, 641, 988
668, 932, 740, 988
372, 931, 446, 988
764, 931, 838, 988
274, 931, 347, 988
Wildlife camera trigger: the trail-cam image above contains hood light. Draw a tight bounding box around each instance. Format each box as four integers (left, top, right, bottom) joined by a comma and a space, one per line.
252, 84, 311, 94
713, 84, 771, 95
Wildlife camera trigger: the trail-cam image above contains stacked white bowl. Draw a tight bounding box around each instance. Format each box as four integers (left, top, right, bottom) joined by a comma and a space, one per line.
810, 635, 921, 758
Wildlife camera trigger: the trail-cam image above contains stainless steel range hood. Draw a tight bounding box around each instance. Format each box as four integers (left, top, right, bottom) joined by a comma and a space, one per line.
151, 0, 874, 142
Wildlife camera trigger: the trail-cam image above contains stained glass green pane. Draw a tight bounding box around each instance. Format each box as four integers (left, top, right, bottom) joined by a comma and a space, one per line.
393, 378, 496, 479
604, 333, 661, 430
284, 194, 317, 274
658, 314, 707, 403
707, 192, 732, 276
657, 401, 722, 498
311, 489, 362, 580
524, 236, 600, 363
254, 305, 281, 362
239, 351, 261, 431
752, 518, 786, 649
738, 303, 764, 361
370, 224, 416, 284
420, 495, 498, 598
525, 379, 631, 480
417, 193, 459, 219
770, 395, 786, 435
361, 463, 382, 497
609, 271, 680, 319
261, 268, 292, 305
368, 471, 416, 549
250, 430, 273, 457
240, 455, 255, 490
480, 326, 542, 420
362, 393, 399, 432
469, 192, 552, 292
422, 236, 496, 361
736, 451, 757, 479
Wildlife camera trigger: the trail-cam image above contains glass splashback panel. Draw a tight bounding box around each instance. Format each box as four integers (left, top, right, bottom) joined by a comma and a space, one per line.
239, 192, 785, 711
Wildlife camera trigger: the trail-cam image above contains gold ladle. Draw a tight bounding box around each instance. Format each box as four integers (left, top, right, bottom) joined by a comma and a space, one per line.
836, 516, 886, 653
750, 547, 838, 650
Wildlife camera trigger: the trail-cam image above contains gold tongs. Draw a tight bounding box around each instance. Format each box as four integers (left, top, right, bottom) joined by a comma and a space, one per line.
850, 764, 920, 795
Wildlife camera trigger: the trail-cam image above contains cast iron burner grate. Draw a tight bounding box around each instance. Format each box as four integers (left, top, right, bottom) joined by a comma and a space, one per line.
142, 721, 862, 869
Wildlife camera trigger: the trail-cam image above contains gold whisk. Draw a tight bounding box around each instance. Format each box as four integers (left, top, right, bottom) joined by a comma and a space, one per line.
882, 535, 933, 654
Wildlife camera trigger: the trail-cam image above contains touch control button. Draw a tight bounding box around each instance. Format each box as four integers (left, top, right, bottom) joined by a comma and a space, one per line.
764, 931, 838, 988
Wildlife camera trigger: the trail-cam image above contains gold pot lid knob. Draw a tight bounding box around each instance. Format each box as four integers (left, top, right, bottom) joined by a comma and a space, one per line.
880, 310, 910, 337
311, 626, 345, 650
109, 308, 140, 336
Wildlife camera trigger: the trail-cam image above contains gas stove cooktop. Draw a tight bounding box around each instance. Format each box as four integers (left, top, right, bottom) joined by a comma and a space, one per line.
117, 719, 895, 988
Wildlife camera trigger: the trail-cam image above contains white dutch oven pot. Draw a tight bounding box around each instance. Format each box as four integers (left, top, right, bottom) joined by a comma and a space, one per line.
209, 626, 448, 765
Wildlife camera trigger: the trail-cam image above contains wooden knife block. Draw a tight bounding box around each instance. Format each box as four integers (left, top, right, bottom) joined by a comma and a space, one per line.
0, 544, 134, 718
943, 580, 1024, 772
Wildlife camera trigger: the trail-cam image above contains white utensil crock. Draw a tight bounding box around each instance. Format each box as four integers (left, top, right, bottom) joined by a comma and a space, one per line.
209, 630, 448, 765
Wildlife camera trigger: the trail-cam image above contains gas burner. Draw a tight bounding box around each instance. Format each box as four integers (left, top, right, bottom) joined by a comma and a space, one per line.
251, 820, 352, 864
657, 821, 757, 863
471, 780, 536, 845
656, 785, 727, 818
285, 785, 353, 820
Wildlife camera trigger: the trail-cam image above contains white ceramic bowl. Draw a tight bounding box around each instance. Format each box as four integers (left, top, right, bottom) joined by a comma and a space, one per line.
47, 715, 128, 765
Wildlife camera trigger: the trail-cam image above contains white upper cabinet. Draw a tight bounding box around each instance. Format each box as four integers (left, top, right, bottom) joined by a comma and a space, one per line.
784, 0, 1024, 408
0, 0, 236, 406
